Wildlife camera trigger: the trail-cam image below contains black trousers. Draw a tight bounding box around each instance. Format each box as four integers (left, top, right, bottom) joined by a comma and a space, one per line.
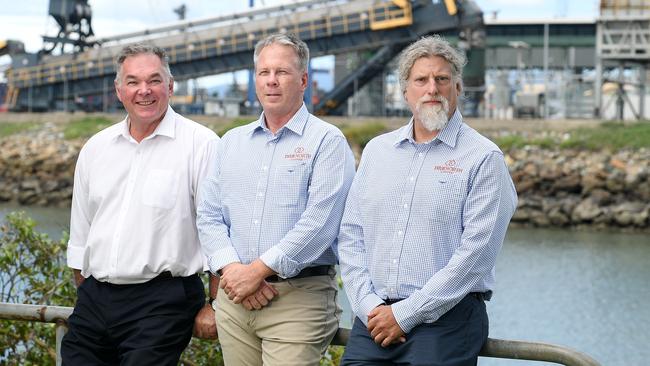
341, 293, 488, 366
61, 273, 204, 366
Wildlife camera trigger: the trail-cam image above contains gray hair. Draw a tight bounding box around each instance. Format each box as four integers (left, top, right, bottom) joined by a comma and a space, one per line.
115, 43, 173, 84
253, 33, 309, 73
397, 35, 466, 94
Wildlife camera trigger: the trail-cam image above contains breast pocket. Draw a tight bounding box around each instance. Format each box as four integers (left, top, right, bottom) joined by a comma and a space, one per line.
274, 163, 308, 206
430, 176, 466, 223
142, 168, 179, 210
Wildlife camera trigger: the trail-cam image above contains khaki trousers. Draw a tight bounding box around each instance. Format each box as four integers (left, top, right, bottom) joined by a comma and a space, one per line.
215, 273, 340, 366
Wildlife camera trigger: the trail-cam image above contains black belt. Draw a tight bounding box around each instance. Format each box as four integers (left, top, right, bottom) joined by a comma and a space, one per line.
384, 292, 491, 305
152, 271, 198, 281
156, 271, 174, 280
265, 265, 332, 283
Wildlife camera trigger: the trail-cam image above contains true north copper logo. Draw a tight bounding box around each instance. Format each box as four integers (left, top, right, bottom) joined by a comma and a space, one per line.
285, 146, 312, 160
434, 159, 463, 174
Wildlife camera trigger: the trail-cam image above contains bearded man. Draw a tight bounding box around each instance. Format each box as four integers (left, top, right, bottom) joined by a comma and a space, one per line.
337, 35, 518, 366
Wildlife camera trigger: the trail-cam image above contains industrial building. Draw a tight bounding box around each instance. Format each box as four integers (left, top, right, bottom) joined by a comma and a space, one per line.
1, 0, 649, 120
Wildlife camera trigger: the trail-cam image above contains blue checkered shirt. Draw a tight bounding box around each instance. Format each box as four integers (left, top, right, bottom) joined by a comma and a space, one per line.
338, 109, 518, 333
197, 104, 355, 278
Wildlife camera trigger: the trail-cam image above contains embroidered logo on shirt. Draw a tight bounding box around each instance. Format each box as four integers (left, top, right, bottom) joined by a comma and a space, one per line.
434, 159, 464, 174
285, 146, 312, 161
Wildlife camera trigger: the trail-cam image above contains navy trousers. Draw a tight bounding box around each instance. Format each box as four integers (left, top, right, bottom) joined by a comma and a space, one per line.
61, 273, 204, 366
341, 293, 488, 366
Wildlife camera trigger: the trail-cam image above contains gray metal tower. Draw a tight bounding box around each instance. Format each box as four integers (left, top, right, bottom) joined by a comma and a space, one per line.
595, 0, 650, 120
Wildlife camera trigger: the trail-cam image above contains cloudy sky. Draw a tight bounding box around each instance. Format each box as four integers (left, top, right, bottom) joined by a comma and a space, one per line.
0, 0, 598, 87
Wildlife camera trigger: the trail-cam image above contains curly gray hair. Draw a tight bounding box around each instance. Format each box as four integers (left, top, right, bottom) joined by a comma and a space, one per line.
397, 35, 466, 94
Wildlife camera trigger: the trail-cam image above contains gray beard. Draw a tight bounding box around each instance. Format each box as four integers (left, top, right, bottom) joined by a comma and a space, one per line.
417, 98, 449, 132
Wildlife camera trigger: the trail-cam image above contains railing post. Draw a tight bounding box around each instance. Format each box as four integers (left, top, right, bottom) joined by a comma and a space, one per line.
55, 319, 68, 366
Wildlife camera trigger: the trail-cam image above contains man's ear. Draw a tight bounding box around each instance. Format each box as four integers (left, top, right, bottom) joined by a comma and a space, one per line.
114, 81, 123, 103
301, 72, 308, 90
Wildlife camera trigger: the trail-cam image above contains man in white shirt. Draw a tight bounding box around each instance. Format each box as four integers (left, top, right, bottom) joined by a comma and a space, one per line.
62, 43, 219, 365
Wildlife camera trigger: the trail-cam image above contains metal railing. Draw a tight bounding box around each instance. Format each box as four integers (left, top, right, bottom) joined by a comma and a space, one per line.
1, 302, 601, 366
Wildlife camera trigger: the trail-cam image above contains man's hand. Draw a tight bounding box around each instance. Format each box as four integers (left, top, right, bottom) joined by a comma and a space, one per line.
192, 303, 218, 339
241, 281, 279, 310
72, 269, 85, 287
219, 260, 274, 304
367, 305, 406, 347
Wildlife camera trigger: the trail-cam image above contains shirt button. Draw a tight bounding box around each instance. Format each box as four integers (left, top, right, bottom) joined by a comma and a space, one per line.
409, 176, 415, 182
258, 192, 264, 197
262, 166, 268, 171
397, 230, 403, 236
419, 153, 424, 157
392, 259, 397, 264
253, 220, 259, 224
403, 203, 408, 208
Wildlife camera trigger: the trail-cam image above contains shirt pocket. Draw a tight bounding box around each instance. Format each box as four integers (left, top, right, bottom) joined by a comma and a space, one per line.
142, 168, 179, 210
429, 175, 466, 223
274, 162, 308, 206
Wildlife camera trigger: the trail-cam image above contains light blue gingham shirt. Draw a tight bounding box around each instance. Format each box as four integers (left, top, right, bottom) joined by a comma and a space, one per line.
338, 109, 518, 333
197, 104, 355, 278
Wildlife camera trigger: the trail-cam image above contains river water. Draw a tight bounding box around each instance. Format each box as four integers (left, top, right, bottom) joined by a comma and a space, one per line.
1, 204, 648, 365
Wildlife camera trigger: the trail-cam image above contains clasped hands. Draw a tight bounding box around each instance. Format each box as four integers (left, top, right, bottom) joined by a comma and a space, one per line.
219, 260, 278, 310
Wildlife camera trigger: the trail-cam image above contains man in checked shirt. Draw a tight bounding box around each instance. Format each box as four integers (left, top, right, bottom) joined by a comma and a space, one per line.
338, 35, 518, 365
196, 33, 355, 365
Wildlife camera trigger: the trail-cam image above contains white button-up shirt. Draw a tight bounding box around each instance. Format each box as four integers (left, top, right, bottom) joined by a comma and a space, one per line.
67, 106, 218, 284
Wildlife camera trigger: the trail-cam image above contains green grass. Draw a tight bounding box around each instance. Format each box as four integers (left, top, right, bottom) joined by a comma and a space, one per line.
341, 122, 387, 149
214, 118, 252, 137
559, 121, 650, 150
63, 116, 113, 140
0, 122, 39, 137
494, 121, 650, 150
493, 135, 556, 150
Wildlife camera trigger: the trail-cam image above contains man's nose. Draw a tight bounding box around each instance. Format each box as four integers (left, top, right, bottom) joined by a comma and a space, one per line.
136, 82, 151, 95
266, 72, 279, 86
426, 77, 438, 94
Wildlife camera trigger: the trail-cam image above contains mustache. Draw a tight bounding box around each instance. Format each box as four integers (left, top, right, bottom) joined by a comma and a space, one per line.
418, 95, 447, 104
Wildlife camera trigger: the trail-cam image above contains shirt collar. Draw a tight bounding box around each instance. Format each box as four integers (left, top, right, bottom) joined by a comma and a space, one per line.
248, 103, 309, 137
393, 108, 463, 148
115, 105, 176, 142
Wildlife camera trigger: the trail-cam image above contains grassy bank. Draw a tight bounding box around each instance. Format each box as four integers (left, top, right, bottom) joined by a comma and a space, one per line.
489, 121, 650, 151
0, 122, 39, 137
3, 114, 649, 151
